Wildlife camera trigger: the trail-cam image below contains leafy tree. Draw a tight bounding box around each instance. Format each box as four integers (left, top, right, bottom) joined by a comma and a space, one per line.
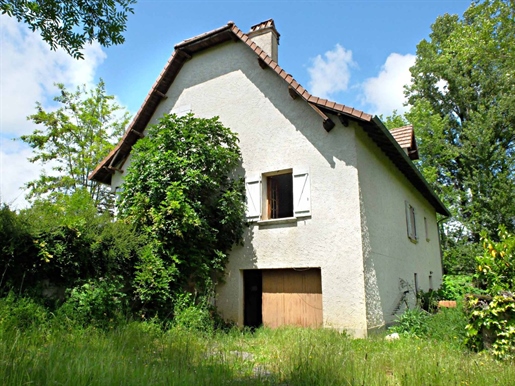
119, 113, 246, 313
398, 0, 515, 273
21, 80, 130, 210
380, 110, 408, 130
0, 0, 136, 59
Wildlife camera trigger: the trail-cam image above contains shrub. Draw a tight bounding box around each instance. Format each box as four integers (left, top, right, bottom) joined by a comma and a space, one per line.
0, 205, 36, 294
119, 114, 245, 313
465, 293, 515, 360
58, 278, 128, 328
438, 274, 484, 300
417, 275, 485, 313
0, 293, 49, 332
389, 308, 430, 338
172, 292, 214, 333
464, 227, 515, 359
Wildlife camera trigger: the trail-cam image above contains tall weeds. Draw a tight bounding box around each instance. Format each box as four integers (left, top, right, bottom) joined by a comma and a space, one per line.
0, 296, 513, 385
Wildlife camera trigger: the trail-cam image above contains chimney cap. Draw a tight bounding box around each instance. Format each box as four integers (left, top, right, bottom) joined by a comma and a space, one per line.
248, 19, 280, 40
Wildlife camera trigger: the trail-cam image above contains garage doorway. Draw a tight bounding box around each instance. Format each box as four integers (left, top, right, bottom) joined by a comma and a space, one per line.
243, 268, 323, 328
243, 270, 262, 328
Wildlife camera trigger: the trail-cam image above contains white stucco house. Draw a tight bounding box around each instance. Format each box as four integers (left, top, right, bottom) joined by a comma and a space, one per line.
90, 19, 449, 337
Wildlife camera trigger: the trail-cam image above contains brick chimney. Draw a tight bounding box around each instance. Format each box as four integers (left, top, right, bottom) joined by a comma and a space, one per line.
247, 19, 280, 63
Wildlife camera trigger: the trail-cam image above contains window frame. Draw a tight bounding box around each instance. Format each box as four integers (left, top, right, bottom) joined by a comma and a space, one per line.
264, 170, 294, 220
405, 201, 417, 242
424, 216, 430, 242
245, 168, 311, 223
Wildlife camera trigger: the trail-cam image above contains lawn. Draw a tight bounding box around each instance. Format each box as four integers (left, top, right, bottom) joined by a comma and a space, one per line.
1, 313, 514, 386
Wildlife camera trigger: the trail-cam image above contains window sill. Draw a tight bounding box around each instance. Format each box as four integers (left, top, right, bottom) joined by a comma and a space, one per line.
408, 237, 419, 244
256, 216, 310, 227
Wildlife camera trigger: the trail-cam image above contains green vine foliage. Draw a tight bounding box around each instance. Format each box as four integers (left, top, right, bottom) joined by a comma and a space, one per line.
119, 113, 245, 313
466, 294, 515, 360
465, 227, 515, 359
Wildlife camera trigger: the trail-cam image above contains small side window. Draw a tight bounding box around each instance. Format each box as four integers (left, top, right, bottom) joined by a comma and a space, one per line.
424, 216, 430, 242
405, 201, 417, 242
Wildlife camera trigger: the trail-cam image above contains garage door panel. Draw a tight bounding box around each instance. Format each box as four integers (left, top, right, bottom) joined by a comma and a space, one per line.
262, 269, 322, 328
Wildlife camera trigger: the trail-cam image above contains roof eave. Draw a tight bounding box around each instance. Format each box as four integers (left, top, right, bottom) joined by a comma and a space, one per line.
88, 21, 450, 218
370, 116, 450, 216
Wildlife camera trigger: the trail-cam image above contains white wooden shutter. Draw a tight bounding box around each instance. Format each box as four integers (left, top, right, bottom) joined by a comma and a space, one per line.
293, 170, 311, 217
245, 176, 262, 221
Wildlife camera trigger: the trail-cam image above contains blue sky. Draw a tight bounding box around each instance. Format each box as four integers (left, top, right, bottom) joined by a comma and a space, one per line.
1, 0, 470, 207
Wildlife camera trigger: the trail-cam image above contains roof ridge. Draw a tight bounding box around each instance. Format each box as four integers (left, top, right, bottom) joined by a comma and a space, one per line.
229, 23, 372, 122
88, 20, 448, 216
390, 125, 413, 131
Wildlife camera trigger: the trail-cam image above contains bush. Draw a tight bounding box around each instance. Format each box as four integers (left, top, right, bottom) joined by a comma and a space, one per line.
417, 275, 485, 313
119, 114, 245, 313
464, 227, 515, 359
0, 192, 143, 308
438, 274, 484, 300
0, 293, 49, 332
58, 278, 128, 328
0, 205, 36, 294
389, 308, 430, 338
172, 292, 214, 333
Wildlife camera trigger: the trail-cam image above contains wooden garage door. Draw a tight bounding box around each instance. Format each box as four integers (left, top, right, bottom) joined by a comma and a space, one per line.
262, 268, 322, 328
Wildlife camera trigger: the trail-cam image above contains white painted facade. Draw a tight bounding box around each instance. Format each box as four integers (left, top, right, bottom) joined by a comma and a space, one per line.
108, 31, 443, 337
355, 129, 443, 329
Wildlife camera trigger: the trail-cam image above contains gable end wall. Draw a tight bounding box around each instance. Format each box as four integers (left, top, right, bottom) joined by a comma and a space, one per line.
110, 40, 383, 336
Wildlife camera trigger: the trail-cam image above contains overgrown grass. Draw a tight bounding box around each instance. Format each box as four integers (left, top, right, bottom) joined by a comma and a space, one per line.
0, 296, 513, 385
0, 320, 514, 385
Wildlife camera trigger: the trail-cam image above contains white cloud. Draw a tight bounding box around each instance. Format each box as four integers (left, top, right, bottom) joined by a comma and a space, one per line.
361, 53, 416, 116
0, 15, 106, 208
0, 138, 40, 209
308, 44, 355, 99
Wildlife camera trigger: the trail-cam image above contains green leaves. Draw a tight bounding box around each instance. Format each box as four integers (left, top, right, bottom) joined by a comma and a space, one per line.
0, 0, 136, 59
387, 1, 515, 273
464, 227, 515, 359
120, 113, 245, 313
0, 191, 144, 294
475, 227, 515, 293
20, 80, 130, 211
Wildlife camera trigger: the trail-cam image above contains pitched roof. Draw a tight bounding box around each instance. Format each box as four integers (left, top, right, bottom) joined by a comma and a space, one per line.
390, 125, 419, 160
88, 20, 449, 216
